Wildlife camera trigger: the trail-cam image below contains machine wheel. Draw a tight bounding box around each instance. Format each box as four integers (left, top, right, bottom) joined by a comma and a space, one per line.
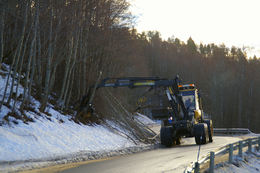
160, 127, 173, 147
203, 119, 213, 143
175, 136, 181, 145
194, 123, 208, 145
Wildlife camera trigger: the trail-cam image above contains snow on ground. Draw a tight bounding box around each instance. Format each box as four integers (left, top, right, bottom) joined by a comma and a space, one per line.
135, 113, 158, 126
0, 65, 24, 120
0, 105, 154, 172
0, 63, 158, 172
0, 111, 136, 162
215, 150, 260, 173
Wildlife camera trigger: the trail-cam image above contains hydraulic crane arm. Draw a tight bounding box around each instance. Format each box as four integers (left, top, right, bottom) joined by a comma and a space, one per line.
78, 75, 189, 121
97, 77, 178, 89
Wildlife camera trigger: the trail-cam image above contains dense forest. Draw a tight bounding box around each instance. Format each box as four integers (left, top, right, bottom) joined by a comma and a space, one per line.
0, 0, 260, 132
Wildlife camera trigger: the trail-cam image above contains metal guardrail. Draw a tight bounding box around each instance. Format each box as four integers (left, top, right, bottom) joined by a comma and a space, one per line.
213, 128, 251, 135
185, 136, 260, 173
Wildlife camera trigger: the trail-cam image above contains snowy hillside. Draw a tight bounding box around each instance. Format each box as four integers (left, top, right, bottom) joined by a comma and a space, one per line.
0, 63, 157, 172
0, 111, 136, 162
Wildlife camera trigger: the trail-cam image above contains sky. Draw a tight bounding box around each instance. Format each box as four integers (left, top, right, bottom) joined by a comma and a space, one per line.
130, 0, 260, 58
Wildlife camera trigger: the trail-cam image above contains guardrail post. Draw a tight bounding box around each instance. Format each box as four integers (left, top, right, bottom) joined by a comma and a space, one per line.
248, 138, 252, 153
209, 152, 215, 173
258, 136, 260, 151
229, 144, 233, 163
239, 141, 243, 157
194, 162, 200, 173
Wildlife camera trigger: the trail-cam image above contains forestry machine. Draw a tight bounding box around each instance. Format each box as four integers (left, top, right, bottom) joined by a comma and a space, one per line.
79, 76, 213, 147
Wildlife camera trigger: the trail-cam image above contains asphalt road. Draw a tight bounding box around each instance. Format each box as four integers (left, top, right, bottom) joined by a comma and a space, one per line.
61, 135, 240, 173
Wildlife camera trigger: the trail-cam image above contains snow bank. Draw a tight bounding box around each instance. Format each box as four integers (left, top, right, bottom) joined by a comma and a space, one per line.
0, 110, 136, 162
215, 151, 260, 173
0, 108, 159, 172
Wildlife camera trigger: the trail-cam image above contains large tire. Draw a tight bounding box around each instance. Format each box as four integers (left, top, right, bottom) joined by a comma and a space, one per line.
195, 134, 201, 144
160, 127, 173, 147
175, 136, 181, 145
203, 119, 213, 143
194, 123, 208, 145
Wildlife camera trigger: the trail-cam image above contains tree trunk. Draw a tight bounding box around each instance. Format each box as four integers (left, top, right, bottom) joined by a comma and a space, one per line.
27, 42, 36, 101
0, 7, 5, 68
40, 5, 53, 112
62, 29, 80, 109
58, 37, 73, 105
65, 67, 75, 109
35, 0, 42, 95
7, 2, 28, 105
12, 24, 32, 112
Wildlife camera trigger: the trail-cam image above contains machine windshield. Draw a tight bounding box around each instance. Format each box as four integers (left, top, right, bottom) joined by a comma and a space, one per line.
181, 91, 196, 110
182, 95, 195, 110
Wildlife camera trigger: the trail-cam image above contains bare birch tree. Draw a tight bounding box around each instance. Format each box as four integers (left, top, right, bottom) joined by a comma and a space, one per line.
0, 3, 5, 68
40, 3, 54, 112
